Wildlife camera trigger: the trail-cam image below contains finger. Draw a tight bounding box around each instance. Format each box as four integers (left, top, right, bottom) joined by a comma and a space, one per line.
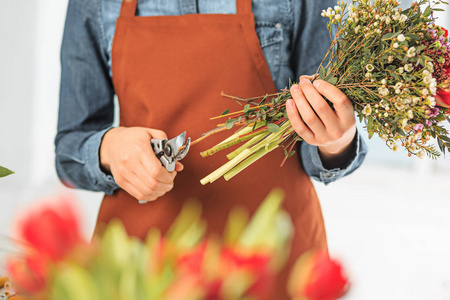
299, 78, 339, 129
140, 142, 177, 184
175, 162, 184, 172
126, 171, 174, 199
290, 84, 326, 136
147, 128, 168, 140
286, 99, 315, 142
312, 80, 355, 123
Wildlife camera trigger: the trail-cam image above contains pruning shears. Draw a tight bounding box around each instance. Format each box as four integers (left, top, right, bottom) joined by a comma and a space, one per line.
138, 132, 191, 204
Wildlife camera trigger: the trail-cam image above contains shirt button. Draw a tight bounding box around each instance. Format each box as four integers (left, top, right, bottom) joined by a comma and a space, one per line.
275, 23, 282, 29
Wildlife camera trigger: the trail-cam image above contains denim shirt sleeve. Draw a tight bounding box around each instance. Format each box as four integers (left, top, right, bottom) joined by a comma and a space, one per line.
300, 132, 368, 184
55, 0, 119, 194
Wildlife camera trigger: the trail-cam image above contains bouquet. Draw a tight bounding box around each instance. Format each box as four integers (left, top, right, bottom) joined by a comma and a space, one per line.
194, 0, 450, 185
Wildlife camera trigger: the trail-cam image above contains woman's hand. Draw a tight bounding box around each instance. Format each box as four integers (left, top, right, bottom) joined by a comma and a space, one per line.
286, 77, 357, 168
100, 127, 183, 202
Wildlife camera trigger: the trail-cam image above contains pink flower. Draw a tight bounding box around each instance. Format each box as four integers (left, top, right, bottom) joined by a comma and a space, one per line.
17, 196, 84, 261
414, 124, 424, 132
289, 250, 349, 300
425, 119, 432, 126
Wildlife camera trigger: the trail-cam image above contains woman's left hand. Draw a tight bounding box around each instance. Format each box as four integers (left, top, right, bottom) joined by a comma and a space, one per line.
286, 76, 357, 167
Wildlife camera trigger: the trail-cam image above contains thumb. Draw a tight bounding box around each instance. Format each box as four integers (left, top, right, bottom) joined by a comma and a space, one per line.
146, 128, 168, 140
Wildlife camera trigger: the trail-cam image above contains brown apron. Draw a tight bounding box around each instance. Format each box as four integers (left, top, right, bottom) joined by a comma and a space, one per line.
98, 0, 327, 297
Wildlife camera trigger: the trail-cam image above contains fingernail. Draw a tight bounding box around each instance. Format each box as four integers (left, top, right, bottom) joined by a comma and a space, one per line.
300, 78, 310, 86
313, 80, 321, 88
291, 84, 299, 92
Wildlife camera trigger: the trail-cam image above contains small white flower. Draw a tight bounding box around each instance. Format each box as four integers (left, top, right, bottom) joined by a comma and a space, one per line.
348, 17, 354, 23
388, 55, 394, 63
395, 82, 403, 89
381, 79, 387, 85
393, 42, 399, 48
395, 89, 401, 94
413, 97, 421, 105
427, 96, 436, 107
417, 151, 425, 158
378, 87, 390, 96
385, 16, 392, 24
375, 14, 380, 20
334, 5, 341, 12
402, 118, 409, 129
354, 25, 361, 33
408, 110, 414, 119
422, 89, 429, 96
387, 140, 397, 149
363, 104, 372, 116
397, 34, 405, 42
427, 62, 434, 72
399, 67, 404, 74
321, 10, 327, 17
365, 64, 374, 72
406, 47, 416, 58
430, 85, 437, 95
399, 14, 407, 23
365, 72, 372, 78
376, 29, 382, 34
335, 14, 341, 20
404, 64, 413, 72
423, 75, 432, 85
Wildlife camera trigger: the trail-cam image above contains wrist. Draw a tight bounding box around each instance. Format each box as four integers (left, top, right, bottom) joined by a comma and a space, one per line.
318, 131, 357, 169
100, 127, 122, 173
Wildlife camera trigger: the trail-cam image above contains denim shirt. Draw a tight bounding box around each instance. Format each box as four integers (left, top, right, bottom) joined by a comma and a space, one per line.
56, 0, 368, 194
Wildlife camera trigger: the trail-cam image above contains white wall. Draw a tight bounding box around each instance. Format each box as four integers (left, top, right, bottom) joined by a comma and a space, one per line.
0, 0, 449, 299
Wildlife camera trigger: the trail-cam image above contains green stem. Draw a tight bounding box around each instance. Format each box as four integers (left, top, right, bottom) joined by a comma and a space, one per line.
223, 141, 279, 181
227, 131, 268, 160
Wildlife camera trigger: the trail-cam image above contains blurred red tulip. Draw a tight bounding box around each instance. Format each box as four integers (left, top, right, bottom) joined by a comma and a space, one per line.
17, 197, 83, 261
221, 248, 274, 299
289, 250, 349, 300
6, 252, 48, 294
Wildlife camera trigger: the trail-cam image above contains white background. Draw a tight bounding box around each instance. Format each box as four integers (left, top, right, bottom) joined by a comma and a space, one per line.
0, 0, 449, 299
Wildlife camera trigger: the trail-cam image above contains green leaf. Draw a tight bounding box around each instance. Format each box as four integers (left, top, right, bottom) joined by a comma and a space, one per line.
225, 119, 237, 130
324, 76, 338, 85
404, 34, 419, 41
221, 109, 230, 116
439, 135, 450, 143
423, 6, 431, 17
381, 31, 400, 41
288, 150, 296, 157
434, 8, 445, 12
266, 123, 280, 133
0, 166, 14, 178
319, 65, 326, 79
243, 104, 250, 113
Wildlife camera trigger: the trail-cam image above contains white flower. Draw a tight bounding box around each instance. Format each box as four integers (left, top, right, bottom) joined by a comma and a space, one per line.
399, 67, 404, 74
427, 62, 434, 72
423, 69, 431, 77
381, 79, 387, 85
388, 55, 394, 63
395, 102, 405, 111
385, 16, 392, 24
393, 42, 399, 48
365, 72, 372, 78
407, 110, 414, 119
387, 140, 397, 149
402, 119, 409, 128
321, 10, 327, 17
413, 97, 421, 105
430, 85, 437, 95
348, 17, 354, 23
334, 6, 341, 12
423, 75, 432, 85
375, 14, 380, 20
395, 89, 401, 94
427, 96, 436, 107
399, 14, 407, 22
378, 87, 390, 96
365, 64, 374, 72
395, 82, 403, 89
417, 151, 425, 158
354, 25, 361, 33
335, 14, 341, 20
397, 34, 405, 42
376, 29, 382, 34
422, 89, 429, 96
404, 64, 413, 72
406, 47, 416, 58
363, 104, 372, 116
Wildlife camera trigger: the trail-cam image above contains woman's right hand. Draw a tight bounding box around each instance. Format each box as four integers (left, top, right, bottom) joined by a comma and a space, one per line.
100, 127, 183, 202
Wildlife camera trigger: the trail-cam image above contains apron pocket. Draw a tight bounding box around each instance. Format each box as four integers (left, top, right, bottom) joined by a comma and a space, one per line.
255, 22, 283, 83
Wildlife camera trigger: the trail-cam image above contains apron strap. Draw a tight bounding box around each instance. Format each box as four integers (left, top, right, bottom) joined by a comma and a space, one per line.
120, 0, 137, 17
236, 0, 252, 14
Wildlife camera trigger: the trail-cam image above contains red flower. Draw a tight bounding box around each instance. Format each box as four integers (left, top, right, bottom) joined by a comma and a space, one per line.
17, 197, 83, 261
6, 252, 48, 294
221, 248, 274, 299
289, 250, 349, 300
443, 27, 448, 38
